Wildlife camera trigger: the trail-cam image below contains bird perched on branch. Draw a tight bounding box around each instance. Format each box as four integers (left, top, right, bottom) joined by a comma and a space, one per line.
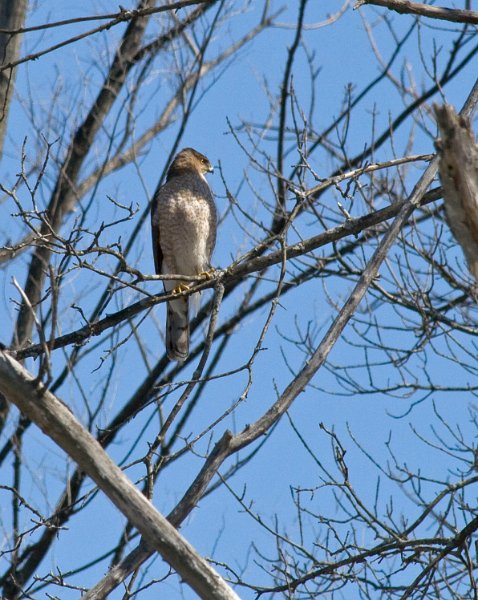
151, 148, 217, 361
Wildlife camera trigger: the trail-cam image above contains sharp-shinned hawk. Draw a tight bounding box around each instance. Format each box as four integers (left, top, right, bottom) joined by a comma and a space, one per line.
151, 148, 217, 362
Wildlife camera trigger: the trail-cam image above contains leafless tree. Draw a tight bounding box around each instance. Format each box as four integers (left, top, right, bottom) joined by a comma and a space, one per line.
1, 0, 478, 598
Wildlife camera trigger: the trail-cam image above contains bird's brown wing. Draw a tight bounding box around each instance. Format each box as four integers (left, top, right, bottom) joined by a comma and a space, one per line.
151, 192, 163, 275
205, 186, 217, 263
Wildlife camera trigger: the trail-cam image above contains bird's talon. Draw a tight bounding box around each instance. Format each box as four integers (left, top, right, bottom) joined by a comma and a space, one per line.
199, 268, 216, 280
172, 283, 190, 295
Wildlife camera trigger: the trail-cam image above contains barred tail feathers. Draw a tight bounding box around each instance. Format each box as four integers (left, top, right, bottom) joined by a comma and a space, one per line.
166, 296, 189, 362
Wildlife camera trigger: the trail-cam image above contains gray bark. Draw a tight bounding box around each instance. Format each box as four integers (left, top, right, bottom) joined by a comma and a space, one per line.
435, 103, 478, 281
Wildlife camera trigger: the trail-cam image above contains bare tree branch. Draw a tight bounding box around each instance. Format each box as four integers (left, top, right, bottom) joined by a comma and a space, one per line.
13, 0, 212, 349
355, 0, 478, 25
0, 1, 216, 72
14, 184, 441, 361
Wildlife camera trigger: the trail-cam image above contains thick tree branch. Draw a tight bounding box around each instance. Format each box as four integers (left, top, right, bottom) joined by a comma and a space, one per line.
435, 103, 478, 281
0, 350, 240, 600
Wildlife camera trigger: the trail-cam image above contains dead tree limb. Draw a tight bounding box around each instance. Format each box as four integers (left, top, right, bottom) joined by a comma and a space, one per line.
435, 104, 478, 281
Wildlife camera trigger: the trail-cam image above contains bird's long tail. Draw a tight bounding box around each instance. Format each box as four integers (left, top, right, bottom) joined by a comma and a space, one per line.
166, 296, 189, 361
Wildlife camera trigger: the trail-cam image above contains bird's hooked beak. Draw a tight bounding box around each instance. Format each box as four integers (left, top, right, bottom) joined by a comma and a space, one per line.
207, 164, 214, 174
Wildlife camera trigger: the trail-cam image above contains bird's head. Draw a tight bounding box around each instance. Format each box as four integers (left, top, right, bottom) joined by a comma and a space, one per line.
167, 147, 214, 180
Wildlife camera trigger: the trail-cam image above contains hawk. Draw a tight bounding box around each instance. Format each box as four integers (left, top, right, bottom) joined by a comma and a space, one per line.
151, 148, 217, 361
